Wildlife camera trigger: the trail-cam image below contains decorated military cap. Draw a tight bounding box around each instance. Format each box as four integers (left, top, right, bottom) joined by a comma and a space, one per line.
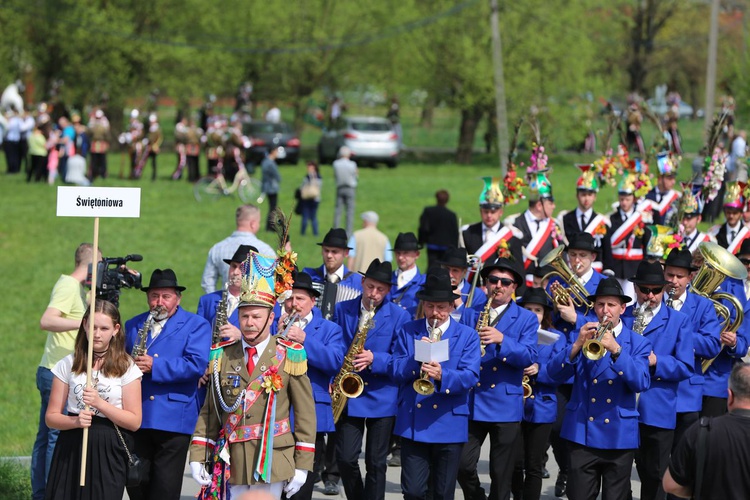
656, 152, 678, 177
618, 158, 652, 198
238, 252, 279, 308
479, 176, 505, 209
724, 181, 746, 209
617, 172, 637, 195
528, 172, 554, 202
645, 225, 683, 261
679, 182, 704, 216
576, 164, 599, 192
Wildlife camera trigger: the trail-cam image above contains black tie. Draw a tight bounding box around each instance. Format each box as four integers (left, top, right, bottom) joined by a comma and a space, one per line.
731, 230, 737, 243
685, 235, 693, 249
580, 214, 587, 231
534, 219, 541, 232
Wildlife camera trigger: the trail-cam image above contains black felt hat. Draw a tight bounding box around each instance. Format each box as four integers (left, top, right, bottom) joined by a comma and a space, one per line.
142, 268, 186, 292
437, 247, 469, 268
361, 259, 393, 285
393, 232, 422, 251
317, 228, 351, 249
586, 276, 631, 304
222, 244, 258, 265
664, 248, 698, 271
628, 260, 670, 286
292, 271, 321, 297
416, 267, 461, 302
566, 233, 596, 253
480, 256, 524, 286
518, 288, 552, 310
533, 264, 555, 279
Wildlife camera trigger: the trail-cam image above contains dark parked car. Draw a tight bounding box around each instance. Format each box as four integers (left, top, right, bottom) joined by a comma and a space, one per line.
242, 121, 300, 165
318, 116, 399, 168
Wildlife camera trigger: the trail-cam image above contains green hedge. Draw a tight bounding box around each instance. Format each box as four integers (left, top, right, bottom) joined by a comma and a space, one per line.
0, 460, 31, 499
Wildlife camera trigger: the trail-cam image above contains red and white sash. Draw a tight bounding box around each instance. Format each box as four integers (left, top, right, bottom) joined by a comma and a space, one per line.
686, 232, 712, 253
523, 218, 557, 270
727, 226, 750, 254
584, 213, 609, 235
652, 190, 680, 217
610, 200, 653, 247
475, 226, 516, 262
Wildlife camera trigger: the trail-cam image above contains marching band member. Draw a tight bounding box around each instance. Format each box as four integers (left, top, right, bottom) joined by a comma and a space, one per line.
661, 249, 721, 457
188, 250, 316, 500
547, 277, 651, 500
438, 247, 486, 314
390, 267, 481, 500
302, 228, 363, 320
511, 288, 568, 500
87, 109, 110, 180
645, 152, 680, 225
387, 232, 426, 319
624, 260, 693, 500
457, 256, 538, 500
712, 181, 749, 252
562, 164, 608, 257
125, 269, 211, 500
185, 118, 203, 182
332, 259, 411, 500
678, 186, 713, 253
271, 271, 345, 500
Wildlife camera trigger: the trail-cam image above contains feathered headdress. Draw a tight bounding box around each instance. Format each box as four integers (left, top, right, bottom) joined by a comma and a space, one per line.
701, 112, 730, 203
501, 118, 527, 205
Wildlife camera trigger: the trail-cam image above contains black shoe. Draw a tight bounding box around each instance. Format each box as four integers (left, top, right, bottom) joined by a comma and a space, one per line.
324, 480, 339, 495
555, 472, 567, 497
542, 466, 550, 479
388, 450, 401, 467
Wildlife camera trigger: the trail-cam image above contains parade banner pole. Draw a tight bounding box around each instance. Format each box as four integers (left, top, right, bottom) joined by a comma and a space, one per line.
56, 186, 141, 487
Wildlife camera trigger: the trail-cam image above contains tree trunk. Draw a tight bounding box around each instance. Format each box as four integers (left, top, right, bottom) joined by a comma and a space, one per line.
292, 98, 307, 135
456, 106, 484, 164
420, 96, 435, 128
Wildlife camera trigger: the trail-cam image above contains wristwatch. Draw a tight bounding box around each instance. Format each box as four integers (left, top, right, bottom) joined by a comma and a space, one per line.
611, 345, 622, 362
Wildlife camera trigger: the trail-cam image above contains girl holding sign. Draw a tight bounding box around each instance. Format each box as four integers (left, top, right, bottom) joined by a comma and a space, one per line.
45, 300, 142, 500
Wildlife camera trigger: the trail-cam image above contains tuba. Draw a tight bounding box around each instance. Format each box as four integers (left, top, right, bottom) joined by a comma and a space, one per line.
540, 246, 594, 312
582, 319, 614, 361
690, 242, 746, 373
413, 319, 442, 396
331, 301, 376, 423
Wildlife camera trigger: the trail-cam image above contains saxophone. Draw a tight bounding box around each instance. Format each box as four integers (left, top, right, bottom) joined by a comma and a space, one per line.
331, 301, 376, 424
132, 310, 157, 357
475, 288, 500, 357
631, 302, 650, 335
666, 286, 677, 309
212, 283, 230, 344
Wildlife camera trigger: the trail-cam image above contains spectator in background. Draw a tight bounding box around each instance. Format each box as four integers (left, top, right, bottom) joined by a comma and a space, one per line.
728, 130, 747, 182
333, 146, 358, 236
21, 109, 35, 175
261, 146, 282, 231
386, 97, 402, 149
347, 211, 392, 273
265, 103, 281, 123
418, 189, 458, 268
57, 116, 76, 182
329, 97, 342, 128
201, 204, 275, 293
299, 160, 323, 236
27, 119, 49, 183
3, 108, 24, 174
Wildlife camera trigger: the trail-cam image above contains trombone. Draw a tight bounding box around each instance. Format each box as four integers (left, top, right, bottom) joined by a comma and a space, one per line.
539, 246, 593, 313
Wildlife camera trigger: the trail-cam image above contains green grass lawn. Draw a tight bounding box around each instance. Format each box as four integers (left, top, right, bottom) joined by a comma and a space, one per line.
0, 130, 702, 456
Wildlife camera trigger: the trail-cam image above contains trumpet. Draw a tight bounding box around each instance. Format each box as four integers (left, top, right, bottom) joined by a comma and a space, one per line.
540, 246, 593, 312
582, 319, 614, 361
413, 319, 442, 396
277, 311, 301, 340
522, 375, 532, 399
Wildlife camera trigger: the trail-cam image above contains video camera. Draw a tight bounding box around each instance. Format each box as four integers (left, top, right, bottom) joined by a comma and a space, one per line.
87, 254, 143, 307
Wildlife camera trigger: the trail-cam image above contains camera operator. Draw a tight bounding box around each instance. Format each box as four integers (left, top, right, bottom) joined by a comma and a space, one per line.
91, 254, 143, 307
32, 243, 101, 500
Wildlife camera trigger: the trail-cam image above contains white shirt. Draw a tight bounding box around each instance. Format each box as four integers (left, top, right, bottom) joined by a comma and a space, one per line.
635, 302, 661, 328
575, 208, 594, 230
578, 268, 594, 286
242, 335, 272, 366
397, 266, 418, 289
298, 311, 314, 330
424, 317, 450, 336
227, 292, 241, 317
489, 303, 509, 324
53, 355, 142, 417
524, 210, 548, 235
668, 290, 688, 311
325, 265, 346, 282
151, 318, 168, 339
612, 320, 623, 338
483, 221, 501, 243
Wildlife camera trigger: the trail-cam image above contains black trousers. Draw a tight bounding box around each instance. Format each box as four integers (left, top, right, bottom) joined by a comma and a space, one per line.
126, 429, 191, 500
550, 384, 572, 474
458, 420, 520, 500
401, 438, 463, 500
90, 152, 107, 180
336, 414, 394, 500
511, 421, 553, 500
672, 411, 698, 452
701, 396, 728, 418
187, 155, 200, 182
28, 154, 48, 182
634, 424, 673, 500
266, 193, 279, 230
567, 442, 634, 500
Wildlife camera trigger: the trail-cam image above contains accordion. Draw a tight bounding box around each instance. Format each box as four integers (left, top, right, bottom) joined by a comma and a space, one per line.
313, 282, 362, 320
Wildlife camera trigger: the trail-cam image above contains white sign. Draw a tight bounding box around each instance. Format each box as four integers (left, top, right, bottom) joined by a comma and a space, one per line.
415, 339, 450, 363
56, 187, 141, 218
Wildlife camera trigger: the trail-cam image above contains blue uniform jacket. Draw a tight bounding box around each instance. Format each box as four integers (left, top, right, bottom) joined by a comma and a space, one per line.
623, 304, 694, 429
704, 278, 750, 398
387, 269, 426, 319
524, 330, 568, 424
550, 270, 605, 335
390, 318, 480, 443
548, 323, 652, 450
671, 291, 722, 413
333, 298, 411, 418
196, 290, 241, 337
461, 300, 538, 423
271, 308, 344, 432
125, 307, 211, 435
302, 264, 363, 295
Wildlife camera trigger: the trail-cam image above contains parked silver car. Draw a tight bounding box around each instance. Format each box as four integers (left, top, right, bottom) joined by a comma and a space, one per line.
318, 116, 399, 168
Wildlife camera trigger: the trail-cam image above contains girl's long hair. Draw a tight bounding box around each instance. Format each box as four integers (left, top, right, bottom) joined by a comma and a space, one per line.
72, 300, 131, 377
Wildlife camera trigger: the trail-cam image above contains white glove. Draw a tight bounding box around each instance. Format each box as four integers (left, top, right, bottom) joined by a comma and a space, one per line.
189, 461, 211, 486
283, 469, 308, 496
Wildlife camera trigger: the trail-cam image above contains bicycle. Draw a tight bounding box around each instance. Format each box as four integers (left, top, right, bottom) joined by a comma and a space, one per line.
193, 149, 264, 203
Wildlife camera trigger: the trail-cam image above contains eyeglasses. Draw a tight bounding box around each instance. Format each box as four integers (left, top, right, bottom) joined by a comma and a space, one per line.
637, 285, 663, 295
740, 258, 750, 266
487, 276, 515, 287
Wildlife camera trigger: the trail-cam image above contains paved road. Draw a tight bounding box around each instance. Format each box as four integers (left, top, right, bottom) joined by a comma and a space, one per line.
128, 439, 643, 500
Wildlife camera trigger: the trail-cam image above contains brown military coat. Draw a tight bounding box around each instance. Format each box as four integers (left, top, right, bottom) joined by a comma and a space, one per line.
190, 336, 316, 485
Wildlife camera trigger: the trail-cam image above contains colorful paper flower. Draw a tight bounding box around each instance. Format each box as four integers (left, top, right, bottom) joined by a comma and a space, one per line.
261, 365, 283, 393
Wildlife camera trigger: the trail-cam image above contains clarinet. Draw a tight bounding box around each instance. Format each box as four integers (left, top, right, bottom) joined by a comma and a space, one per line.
132, 310, 157, 357
666, 286, 677, 309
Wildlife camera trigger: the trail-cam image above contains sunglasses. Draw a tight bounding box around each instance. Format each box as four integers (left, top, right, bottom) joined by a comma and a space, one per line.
637, 285, 663, 295
487, 276, 515, 287
740, 258, 750, 265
